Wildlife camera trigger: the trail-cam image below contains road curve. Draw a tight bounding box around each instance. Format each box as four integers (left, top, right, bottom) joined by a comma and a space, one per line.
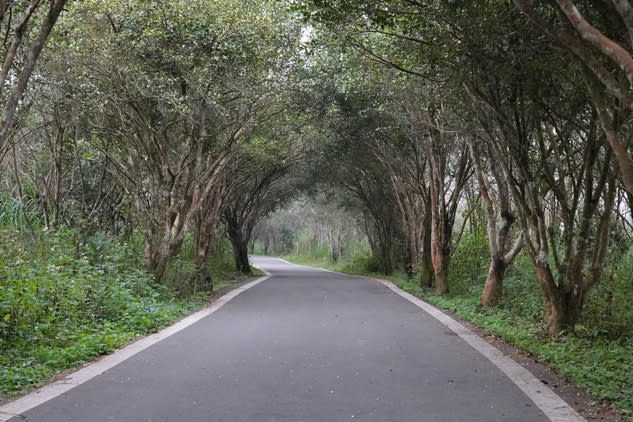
6, 256, 557, 422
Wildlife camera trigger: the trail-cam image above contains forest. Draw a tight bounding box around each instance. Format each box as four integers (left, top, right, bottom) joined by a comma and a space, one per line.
1, 0, 633, 419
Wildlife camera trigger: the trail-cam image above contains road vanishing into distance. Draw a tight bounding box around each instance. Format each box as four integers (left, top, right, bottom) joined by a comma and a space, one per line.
5, 257, 574, 422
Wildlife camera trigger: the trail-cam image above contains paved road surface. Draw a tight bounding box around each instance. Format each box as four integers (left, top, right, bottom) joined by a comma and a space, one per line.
8, 257, 551, 422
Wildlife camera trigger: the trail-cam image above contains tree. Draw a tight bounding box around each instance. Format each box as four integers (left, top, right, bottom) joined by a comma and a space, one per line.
0, 0, 69, 157
512, 0, 633, 196
57, 0, 296, 279
223, 140, 303, 274
467, 138, 524, 306
469, 70, 618, 334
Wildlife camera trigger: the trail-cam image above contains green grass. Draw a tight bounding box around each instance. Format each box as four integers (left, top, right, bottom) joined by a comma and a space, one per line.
283, 254, 633, 421
214, 266, 265, 290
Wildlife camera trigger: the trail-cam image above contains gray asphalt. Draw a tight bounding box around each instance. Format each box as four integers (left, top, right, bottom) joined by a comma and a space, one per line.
10, 256, 548, 422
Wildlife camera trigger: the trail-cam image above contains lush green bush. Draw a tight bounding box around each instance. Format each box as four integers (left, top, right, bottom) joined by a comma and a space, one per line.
579, 247, 633, 339
447, 230, 489, 295
0, 227, 207, 397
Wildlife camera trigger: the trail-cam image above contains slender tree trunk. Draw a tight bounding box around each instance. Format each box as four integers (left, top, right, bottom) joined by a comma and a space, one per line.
142, 223, 185, 281
192, 220, 213, 293
419, 201, 433, 287
535, 263, 591, 336
194, 254, 213, 293
480, 258, 506, 306
42, 127, 64, 229
0, 0, 69, 154
379, 230, 394, 275
468, 138, 523, 306
331, 244, 339, 262
227, 227, 252, 274
234, 240, 251, 274
429, 195, 449, 294
536, 265, 571, 336
144, 240, 168, 281
432, 248, 449, 294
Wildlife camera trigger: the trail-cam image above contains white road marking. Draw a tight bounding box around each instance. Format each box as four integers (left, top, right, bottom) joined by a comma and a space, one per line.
0, 271, 271, 422
379, 278, 586, 422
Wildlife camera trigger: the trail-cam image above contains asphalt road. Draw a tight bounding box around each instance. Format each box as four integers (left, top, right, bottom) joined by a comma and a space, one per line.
8, 256, 551, 422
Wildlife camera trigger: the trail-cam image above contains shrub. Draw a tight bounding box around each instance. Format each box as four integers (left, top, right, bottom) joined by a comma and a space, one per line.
0, 227, 205, 397
581, 247, 633, 339
449, 230, 489, 295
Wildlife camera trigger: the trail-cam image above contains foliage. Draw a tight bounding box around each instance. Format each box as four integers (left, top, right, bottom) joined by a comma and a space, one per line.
447, 230, 489, 295
581, 247, 633, 340
0, 227, 210, 398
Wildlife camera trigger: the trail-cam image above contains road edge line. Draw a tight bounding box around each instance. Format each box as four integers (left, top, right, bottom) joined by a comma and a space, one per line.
377, 278, 586, 422
0, 271, 271, 421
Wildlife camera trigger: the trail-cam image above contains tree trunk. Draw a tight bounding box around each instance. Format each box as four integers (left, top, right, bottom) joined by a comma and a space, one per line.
228, 230, 252, 274
432, 249, 449, 295
193, 258, 213, 293
379, 236, 394, 275
480, 258, 506, 306
535, 264, 588, 336
430, 200, 449, 294
143, 222, 186, 281
144, 239, 169, 281
0, 0, 69, 154
235, 242, 251, 274
331, 245, 339, 262
192, 221, 213, 293
419, 253, 433, 288
419, 204, 433, 287
404, 247, 415, 278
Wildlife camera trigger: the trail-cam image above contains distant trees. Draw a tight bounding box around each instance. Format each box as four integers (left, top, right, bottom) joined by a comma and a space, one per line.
223, 140, 302, 274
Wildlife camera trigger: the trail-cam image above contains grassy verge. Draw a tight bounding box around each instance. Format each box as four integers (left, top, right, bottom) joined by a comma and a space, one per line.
0, 229, 259, 400
282, 254, 633, 421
